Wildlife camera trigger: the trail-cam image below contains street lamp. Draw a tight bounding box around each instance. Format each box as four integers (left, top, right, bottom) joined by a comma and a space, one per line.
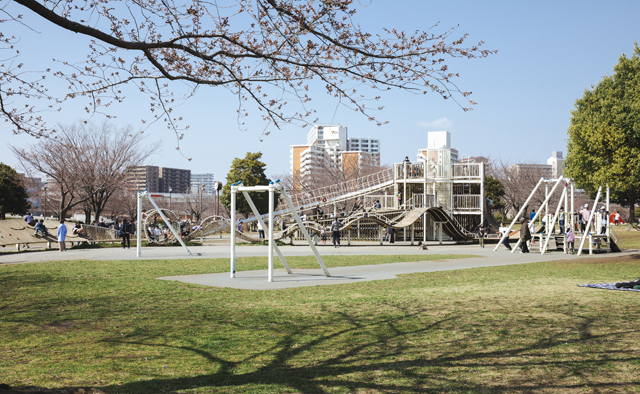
43, 186, 47, 218
214, 181, 222, 216
169, 186, 172, 210
199, 184, 205, 222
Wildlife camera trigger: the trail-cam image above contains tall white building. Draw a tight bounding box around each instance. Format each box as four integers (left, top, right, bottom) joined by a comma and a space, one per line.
547, 151, 565, 178
347, 137, 381, 165
417, 131, 459, 163
290, 124, 378, 190
191, 173, 216, 194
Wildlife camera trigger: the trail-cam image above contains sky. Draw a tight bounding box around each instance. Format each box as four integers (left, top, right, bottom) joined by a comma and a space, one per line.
1, 0, 639, 182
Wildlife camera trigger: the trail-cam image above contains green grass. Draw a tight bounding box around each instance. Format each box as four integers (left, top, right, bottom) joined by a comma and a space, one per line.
2, 253, 640, 393
613, 227, 640, 249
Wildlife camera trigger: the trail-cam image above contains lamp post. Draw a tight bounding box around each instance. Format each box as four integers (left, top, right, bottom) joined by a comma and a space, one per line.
214, 181, 222, 216
169, 186, 172, 210
43, 186, 47, 218
199, 184, 205, 222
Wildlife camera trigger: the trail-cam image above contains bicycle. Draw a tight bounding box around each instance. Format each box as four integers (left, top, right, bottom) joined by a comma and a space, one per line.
625, 221, 640, 231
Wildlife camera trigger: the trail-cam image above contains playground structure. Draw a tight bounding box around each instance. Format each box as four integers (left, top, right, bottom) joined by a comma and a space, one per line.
124, 134, 490, 251
0, 218, 119, 251
495, 177, 620, 255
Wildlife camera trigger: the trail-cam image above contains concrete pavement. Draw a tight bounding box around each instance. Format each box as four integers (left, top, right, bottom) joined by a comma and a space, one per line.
2, 240, 636, 290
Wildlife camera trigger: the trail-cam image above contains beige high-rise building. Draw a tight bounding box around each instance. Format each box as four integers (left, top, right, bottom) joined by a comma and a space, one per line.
290, 124, 379, 190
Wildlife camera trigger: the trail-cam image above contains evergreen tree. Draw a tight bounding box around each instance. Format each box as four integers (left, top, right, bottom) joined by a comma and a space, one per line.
565, 43, 640, 221
220, 152, 278, 218
485, 175, 506, 217
0, 163, 31, 219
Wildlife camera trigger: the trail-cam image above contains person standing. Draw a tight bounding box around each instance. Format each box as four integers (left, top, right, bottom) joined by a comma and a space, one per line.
57, 220, 67, 252
331, 217, 342, 248
519, 218, 531, 253
558, 208, 566, 234
566, 227, 575, 254
599, 206, 607, 234
614, 211, 620, 225
498, 222, 512, 251
477, 224, 485, 248
320, 224, 327, 244
387, 226, 396, 244
257, 221, 265, 239
119, 219, 132, 249
579, 204, 590, 233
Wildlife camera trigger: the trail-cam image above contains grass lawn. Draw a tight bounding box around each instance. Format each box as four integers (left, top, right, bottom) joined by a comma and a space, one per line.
2, 252, 640, 393
612, 227, 640, 249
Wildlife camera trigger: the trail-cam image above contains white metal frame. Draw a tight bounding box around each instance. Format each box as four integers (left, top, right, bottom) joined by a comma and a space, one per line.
136, 190, 193, 257
230, 180, 330, 282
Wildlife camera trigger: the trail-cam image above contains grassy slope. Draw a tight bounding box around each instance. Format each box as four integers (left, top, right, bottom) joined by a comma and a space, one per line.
2, 253, 640, 393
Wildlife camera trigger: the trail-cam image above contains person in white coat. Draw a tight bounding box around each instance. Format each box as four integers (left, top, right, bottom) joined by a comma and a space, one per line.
57, 220, 68, 251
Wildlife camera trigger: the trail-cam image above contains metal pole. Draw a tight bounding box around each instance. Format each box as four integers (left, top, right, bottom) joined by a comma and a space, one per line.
241, 191, 292, 274
146, 194, 192, 255
494, 177, 544, 251
268, 185, 274, 282
277, 183, 330, 277
541, 187, 567, 255
571, 182, 575, 233
230, 185, 237, 278
606, 186, 611, 252
136, 191, 142, 257
577, 187, 602, 256
403, 162, 407, 209
510, 177, 563, 253
564, 183, 569, 253
411, 223, 414, 245
480, 162, 485, 227
423, 212, 427, 242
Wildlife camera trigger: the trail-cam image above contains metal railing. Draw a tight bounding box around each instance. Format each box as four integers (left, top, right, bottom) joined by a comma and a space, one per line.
281, 167, 393, 211
412, 194, 436, 209
364, 195, 395, 209
394, 163, 425, 179
452, 163, 481, 179
453, 195, 481, 210
82, 224, 119, 241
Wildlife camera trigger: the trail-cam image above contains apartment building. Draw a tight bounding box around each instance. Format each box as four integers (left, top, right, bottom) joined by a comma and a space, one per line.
191, 173, 216, 194
290, 124, 380, 190
126, 165, 191, 193
347, 137, 380, 165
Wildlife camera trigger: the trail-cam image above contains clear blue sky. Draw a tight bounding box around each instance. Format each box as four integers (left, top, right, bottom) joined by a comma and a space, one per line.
1, 0, 639, 181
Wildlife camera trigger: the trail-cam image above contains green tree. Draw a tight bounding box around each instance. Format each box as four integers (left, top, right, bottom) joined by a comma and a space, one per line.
565, 44, 640, 221
0, 163, 31, 220
485, 175, 506, 217
221, 152, 278, 219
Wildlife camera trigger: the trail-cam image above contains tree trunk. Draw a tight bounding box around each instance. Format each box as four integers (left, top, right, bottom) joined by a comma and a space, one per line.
629, 191, 637, 222
94, 207, 103, 223
83, 207, 92, 224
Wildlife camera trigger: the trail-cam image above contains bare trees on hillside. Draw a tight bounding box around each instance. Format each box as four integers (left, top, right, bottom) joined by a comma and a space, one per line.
491, 159, 558, 219
11, 122, 159, 220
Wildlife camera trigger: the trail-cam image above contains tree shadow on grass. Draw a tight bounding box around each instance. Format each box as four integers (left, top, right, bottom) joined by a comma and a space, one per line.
93, 303, 640, 394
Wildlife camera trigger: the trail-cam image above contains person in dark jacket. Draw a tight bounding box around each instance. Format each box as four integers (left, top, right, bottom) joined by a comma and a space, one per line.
387, 226, 396, 244
118, 219, 133, 249
519, 218, 531, 253
330, 218, 342, 248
